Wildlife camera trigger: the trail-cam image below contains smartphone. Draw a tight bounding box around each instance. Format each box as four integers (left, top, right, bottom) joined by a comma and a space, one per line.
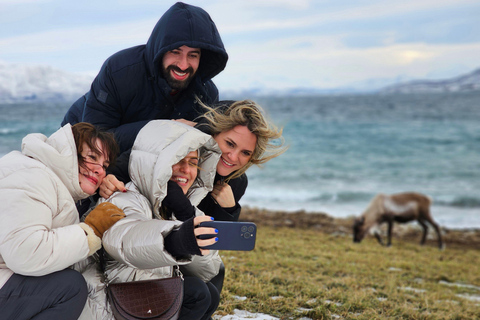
198, 221, 257, 251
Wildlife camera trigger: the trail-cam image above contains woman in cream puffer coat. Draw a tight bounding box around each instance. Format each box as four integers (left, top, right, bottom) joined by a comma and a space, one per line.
80, 120, 223, 320
0, 123, 122, 320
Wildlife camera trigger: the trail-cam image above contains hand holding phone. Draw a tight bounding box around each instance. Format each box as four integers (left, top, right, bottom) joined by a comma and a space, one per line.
198, 221, 256, 251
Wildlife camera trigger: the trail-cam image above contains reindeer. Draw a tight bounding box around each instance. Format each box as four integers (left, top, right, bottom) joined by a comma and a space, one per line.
353, 192, 444, 249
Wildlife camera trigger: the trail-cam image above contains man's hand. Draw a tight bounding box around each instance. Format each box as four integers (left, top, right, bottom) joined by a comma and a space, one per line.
99, 174, 127, 199
211, 181, 235, 208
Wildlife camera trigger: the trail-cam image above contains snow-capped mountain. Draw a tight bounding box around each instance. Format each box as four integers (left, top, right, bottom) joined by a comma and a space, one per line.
0, 62, 93, 103
379, 68, 480, 94
1, 61, 479, 103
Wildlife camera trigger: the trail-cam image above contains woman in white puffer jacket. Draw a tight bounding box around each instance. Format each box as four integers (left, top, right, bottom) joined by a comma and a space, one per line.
80, 120, 222, 320
0, 122, 124, 320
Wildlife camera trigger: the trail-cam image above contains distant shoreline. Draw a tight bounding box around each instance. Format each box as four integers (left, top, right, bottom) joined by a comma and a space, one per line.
240, 206, 480, 250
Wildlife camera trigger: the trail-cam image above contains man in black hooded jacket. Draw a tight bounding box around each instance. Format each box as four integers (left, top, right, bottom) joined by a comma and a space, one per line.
61, 2, 228, 153
62, 4, 229, 315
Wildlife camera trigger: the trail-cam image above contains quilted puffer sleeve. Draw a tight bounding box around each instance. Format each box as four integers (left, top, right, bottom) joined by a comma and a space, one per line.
100, 189, 190, 270
0, 167, 89, 276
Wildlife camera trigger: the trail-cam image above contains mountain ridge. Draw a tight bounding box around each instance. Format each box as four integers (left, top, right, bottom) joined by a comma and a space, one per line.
379, 68, 480, 94
0, 61, 479, 103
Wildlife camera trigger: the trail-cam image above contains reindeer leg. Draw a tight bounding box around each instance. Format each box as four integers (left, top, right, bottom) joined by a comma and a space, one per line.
387, 220, 393, 247
374, 232, 384, 245
426, 218, 444, 250
418, 220, 428, 245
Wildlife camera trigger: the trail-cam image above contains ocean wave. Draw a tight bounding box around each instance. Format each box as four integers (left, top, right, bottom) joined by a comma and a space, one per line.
244, 189, 374, 205
436, 196, 480, 208
0, 127, 21, 135
246, 188, 480, 210
309, 191, 373, 203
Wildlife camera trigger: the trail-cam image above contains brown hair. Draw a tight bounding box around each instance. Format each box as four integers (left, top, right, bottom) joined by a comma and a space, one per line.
71, 122, 118, 171
197, 99, 287, 180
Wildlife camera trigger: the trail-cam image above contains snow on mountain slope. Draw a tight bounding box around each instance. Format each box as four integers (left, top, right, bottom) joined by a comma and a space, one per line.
380, 68, 480, 94
0, 61, 93, 103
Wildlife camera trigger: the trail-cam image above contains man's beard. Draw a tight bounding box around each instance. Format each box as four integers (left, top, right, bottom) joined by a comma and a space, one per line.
162, 65, 196, 91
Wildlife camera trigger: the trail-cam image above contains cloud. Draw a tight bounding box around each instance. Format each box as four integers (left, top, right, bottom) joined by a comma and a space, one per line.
213, 0, 478, 35
218, 34, 480, 89
0, 19, 156, 54
0, 0, 479, 90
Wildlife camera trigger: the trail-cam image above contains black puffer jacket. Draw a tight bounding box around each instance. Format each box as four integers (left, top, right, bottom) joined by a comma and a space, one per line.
61, 2, 228, 153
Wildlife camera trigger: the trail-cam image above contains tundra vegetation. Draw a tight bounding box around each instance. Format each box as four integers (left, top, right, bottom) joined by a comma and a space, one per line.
214, 208, 480, 320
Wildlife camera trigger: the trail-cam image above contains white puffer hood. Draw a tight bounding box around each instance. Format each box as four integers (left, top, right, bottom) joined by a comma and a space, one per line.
21, 123, 90, 202
129, 120, 221, 217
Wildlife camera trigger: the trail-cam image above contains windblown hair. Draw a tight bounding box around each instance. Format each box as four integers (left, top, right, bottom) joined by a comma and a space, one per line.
197, 99, 287, 180
72, 122, 119, 171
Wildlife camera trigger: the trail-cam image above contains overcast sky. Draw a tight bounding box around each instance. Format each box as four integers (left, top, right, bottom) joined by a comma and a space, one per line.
1, 0, 479, 91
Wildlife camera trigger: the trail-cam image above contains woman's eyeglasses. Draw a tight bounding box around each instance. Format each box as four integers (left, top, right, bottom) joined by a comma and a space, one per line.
82, 159, 108, 172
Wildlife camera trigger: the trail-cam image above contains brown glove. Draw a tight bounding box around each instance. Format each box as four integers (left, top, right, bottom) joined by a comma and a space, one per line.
84, 202, 126, 238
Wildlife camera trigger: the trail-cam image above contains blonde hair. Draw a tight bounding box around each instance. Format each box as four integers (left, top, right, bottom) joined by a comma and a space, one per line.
197, 99, 287, 180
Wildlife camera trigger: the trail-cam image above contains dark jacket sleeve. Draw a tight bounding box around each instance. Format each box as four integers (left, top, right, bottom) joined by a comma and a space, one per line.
61, 94, 87, 126
109, 121, 151, 153
198, 174, 248, 221
82, 62, 124, 129
164, 217, 201, 258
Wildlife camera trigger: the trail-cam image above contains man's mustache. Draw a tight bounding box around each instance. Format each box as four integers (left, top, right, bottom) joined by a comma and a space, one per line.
168, 65, 194, 75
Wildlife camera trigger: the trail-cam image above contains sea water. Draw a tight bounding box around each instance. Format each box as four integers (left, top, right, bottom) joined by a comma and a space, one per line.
1, 92, 479, 229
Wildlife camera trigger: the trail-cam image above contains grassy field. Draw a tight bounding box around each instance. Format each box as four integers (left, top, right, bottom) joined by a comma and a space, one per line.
214, 210, 480, 320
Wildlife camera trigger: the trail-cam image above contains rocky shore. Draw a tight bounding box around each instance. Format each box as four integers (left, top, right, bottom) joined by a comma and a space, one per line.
240, 207, 480, 250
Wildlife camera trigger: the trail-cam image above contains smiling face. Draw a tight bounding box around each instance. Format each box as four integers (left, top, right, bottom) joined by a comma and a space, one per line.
214, 125, 257, 177
161, 45, 201, 91
78, 139, 109, 195
170, 150, 199, 194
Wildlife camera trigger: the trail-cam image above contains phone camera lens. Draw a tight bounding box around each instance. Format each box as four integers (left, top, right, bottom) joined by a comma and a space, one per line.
248, 226, 254, 232
241, 226, 248, 232
244, 232, 251, 239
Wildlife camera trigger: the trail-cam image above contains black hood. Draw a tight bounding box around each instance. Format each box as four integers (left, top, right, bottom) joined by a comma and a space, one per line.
145, 2, 228, 82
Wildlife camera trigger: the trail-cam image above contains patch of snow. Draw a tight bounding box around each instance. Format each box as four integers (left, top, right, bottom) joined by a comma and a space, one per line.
439, 281, 480, 291
324, 300, 343, 306
397, 286, 426, 293
388, 267, 402, 272
233, 296, 247, 301
296, 307, 313, 313
456, 294, 480, 302
214, 309, 280, 320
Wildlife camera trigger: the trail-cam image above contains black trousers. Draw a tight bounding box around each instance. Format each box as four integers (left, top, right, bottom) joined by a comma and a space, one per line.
209, 262, 225, 295
181, 276, 219, 320
0, 269, 88, 320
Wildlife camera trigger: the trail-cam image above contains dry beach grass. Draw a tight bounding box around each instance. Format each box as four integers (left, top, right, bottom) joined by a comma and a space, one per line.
214, 207, 480, 320
239, 207, 480, 250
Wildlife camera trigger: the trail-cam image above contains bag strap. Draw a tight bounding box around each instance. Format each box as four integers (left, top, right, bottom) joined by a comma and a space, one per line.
173, 265, 184, 281
103, 259, 184, 288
